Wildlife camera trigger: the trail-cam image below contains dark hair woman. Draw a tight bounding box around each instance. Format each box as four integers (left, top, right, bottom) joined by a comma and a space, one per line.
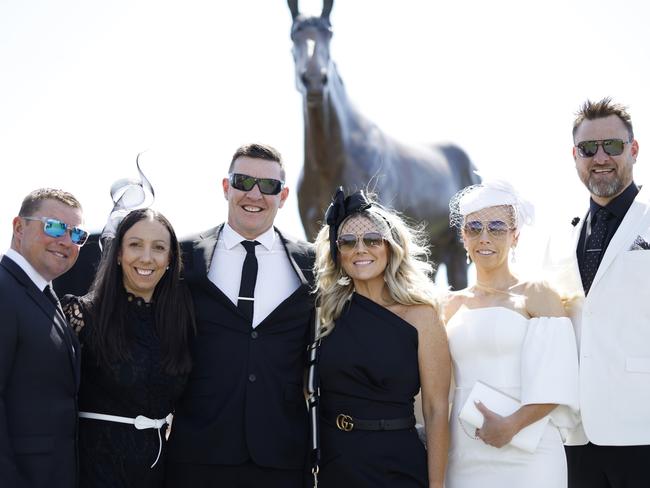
62, 208, 195, 488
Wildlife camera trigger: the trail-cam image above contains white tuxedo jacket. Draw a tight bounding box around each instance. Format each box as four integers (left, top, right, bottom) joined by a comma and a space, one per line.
544, 186, 650, 446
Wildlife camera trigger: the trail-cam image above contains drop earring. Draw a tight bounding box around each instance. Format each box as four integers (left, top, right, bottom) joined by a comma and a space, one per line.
510, 247, 516, 263
466, 251, 471, 265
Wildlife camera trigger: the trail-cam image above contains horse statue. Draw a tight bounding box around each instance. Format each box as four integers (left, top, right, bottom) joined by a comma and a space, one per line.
288, 0, 479, 289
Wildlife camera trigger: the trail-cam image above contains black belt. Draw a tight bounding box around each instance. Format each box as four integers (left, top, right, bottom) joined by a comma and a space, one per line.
322, 411, 415, 432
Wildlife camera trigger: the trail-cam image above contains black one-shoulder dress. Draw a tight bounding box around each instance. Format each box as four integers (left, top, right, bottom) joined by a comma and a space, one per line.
318, 293, 428, 487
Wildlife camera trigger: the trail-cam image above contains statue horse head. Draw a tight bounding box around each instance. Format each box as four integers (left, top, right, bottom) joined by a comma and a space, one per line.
289, 0, 336, 104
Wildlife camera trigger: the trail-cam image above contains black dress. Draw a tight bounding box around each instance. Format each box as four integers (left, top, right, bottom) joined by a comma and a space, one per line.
318, 293, 428, 487
63, 294, 188, 488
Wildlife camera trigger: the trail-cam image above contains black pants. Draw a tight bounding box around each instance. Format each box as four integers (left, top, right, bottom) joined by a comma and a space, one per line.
165, 459, 306, 488
566, 443, 650, 488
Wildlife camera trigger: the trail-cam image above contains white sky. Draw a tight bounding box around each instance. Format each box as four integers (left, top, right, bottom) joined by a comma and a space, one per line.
2, 0, 649, 282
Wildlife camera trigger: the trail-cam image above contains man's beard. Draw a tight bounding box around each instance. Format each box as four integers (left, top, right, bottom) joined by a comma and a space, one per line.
586, 174, 624, 198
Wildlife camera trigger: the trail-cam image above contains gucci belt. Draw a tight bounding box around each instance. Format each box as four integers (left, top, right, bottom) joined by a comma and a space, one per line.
323, 411, 416, 432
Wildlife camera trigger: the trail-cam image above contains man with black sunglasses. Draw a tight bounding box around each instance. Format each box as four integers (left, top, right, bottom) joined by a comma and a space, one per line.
546, 98, 650, 487
0, 188, 84, 487
166, 143, 315, 488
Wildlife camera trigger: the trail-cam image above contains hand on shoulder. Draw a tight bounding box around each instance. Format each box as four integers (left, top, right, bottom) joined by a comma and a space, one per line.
521, 280, 566, 318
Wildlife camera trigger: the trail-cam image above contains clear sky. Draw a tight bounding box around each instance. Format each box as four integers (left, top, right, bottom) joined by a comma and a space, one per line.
2, 0, 648, 282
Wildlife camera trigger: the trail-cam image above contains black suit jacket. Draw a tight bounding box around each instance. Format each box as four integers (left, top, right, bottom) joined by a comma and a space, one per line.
166, 226, 315, 470
0, 255, 80, 488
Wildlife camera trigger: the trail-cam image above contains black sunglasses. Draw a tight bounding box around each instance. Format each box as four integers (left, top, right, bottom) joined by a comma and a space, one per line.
336, 232, 385, 253
463, 220, 512, 239
21, 216, 89, 246
228, 173, 284, 195
575, 139, 630, 158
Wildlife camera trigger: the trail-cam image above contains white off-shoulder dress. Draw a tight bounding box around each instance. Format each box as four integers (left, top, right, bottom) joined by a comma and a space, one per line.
445, 307, 580, 488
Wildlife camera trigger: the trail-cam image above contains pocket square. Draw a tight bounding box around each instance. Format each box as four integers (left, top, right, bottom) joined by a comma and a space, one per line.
629, 235, 650, 250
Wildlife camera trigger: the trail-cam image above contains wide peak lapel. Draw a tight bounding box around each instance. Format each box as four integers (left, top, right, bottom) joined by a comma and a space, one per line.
543, 215, 584, 298
26, 283, 79, 377
275, 227, 313, 287
187, 225, 222, 278
590, 189, 650, 292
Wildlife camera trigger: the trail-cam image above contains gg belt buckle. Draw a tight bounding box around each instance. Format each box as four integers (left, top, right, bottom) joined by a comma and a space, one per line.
336, 414, 354, 432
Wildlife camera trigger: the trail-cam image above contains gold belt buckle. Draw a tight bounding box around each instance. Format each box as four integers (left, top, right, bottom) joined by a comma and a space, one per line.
336, 414, 354, 432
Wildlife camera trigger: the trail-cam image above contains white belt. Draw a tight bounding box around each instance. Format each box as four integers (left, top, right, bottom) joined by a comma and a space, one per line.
79, 411, 172, 468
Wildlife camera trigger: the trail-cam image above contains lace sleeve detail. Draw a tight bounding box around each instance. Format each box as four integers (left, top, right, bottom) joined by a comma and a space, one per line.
61, 295, 87, 334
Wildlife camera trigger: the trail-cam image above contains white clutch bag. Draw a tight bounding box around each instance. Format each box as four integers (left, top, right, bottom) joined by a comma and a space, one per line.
458, 381, 549, 453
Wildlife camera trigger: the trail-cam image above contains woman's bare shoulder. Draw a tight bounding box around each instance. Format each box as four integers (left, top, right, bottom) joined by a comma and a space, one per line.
439, 289, 471, 325
392, 302, 440, 333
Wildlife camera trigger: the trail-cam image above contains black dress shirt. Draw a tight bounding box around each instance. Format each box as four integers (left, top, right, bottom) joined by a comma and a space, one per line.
577, 182, 639, 273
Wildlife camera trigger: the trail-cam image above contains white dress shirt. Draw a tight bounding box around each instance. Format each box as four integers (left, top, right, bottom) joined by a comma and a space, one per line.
4, 248, 50, 292
207, 224, 301, 328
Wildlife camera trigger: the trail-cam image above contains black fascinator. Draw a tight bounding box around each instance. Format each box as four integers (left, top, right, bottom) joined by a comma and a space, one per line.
324, 187, 372, 264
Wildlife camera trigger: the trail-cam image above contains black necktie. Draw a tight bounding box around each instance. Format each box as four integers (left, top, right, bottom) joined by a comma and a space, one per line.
237, 240, 260, 323
43, 284, 60, 308
581, 208, 609, 294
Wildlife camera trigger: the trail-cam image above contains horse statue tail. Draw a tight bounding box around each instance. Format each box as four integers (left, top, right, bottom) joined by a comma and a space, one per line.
438, 143, 481, 190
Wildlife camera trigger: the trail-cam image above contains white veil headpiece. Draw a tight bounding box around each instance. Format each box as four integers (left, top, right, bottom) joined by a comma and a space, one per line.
449, 177, 535, 230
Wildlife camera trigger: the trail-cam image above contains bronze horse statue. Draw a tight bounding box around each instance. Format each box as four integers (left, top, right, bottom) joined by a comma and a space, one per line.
288, 0, 479, 289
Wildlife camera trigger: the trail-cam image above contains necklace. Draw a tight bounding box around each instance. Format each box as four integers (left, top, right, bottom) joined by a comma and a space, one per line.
473, 280, 519, 296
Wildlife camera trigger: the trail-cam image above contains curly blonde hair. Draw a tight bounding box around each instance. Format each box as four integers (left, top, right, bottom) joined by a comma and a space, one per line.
314, 203, 437, 338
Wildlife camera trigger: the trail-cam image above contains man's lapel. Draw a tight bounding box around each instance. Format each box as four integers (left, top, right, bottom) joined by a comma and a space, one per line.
187, 224, 238, 306
543, 216, 584, 300
2, 256, 80, 380
571, 214, 586, 295
589, 187, 650, 292
195, 225, 221, 274
275, 227, 313, 288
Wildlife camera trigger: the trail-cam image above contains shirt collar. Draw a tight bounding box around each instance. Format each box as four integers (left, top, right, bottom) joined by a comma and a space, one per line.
589, 181, 639, 219
222, 223, 276, 251
4, 248, 50, 291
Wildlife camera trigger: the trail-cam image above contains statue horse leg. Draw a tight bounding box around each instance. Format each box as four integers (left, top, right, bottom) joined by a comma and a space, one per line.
444, 239, 469, 291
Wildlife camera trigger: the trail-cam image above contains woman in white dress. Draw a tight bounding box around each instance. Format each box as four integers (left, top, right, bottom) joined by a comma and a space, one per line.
441, 180, 580, 488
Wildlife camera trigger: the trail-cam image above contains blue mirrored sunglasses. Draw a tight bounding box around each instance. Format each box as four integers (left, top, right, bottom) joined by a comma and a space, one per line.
21, 216, 89, 246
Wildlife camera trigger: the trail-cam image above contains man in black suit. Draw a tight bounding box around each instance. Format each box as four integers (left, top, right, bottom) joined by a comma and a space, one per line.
0, 188, 85, 487
166, 143, 315, 488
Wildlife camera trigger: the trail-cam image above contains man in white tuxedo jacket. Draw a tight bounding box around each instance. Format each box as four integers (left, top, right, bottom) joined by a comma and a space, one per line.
545, 98, 650, 488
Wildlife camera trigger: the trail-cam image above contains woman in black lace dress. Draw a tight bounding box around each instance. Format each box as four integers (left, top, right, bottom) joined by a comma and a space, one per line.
63, 208, 195, 488
313, 190, 451, 487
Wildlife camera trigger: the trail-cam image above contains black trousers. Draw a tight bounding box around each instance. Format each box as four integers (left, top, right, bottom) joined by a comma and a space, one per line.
165, 459, 306, 488
566, 443, 650, 488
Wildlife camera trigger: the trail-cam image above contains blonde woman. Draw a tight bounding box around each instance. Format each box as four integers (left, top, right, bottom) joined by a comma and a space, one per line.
313, 188, 451, 488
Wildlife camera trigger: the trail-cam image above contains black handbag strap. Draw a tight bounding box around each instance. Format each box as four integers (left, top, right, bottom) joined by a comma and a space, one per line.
307, 307, 321, 487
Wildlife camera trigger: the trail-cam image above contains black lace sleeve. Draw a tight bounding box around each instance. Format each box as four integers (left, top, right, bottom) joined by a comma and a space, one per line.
61, 294, 87, 335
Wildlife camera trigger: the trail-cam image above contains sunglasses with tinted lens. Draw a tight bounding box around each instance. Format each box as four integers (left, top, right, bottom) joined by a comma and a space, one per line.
336, 232, 385, 253
229, 173, 284, 195
21, 216, 89, 245
576, 139, 629, 158
463, 220, 512, 239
